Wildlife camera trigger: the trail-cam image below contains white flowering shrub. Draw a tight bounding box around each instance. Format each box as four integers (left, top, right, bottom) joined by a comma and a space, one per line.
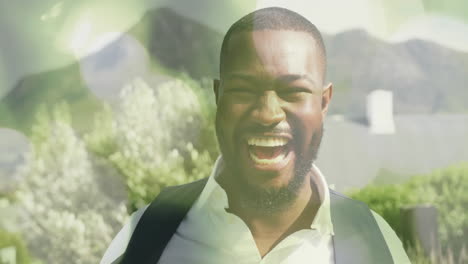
86, 78, 216, 211
15, 103, 128, 264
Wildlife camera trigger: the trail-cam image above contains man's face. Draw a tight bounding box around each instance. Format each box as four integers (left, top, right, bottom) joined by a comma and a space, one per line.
214, 30, 332, 203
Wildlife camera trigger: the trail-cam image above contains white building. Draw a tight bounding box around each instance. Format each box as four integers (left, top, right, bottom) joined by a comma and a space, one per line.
366, 89, 395, 134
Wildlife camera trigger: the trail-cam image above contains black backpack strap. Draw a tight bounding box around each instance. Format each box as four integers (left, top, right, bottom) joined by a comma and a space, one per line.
118, 178, 209, 264
330, 190, 394, 264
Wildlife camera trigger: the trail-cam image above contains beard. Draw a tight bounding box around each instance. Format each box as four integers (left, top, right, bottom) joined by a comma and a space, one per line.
217, 122, 324, 215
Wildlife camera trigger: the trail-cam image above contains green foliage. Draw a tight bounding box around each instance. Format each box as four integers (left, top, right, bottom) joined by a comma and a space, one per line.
0, 192, 15, 203
176, 74, 219, 158
406, 243, 434, 264
406, 241, 468, 264
11, 75, 218, 263
349, 163, 468, 260
406, 164, 468, 255
84, 104, 118, 158
15, 103, 128, 264
0, 229, 31, 264
86, 77, 217, 212
348, 184, 412, 236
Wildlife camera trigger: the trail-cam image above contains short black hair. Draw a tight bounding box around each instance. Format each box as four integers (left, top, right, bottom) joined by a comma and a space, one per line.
219, 7, 327, 78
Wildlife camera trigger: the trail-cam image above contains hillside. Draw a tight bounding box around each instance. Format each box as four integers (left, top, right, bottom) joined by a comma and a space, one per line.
1, 7, 468, 133
0, 7, 223, 133
128, 7, 223, 79
324, 30, 468, 117
0, 63, 103, 133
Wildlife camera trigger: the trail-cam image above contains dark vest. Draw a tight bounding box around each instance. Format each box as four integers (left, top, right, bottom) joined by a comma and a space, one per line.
117, 178, 393, 264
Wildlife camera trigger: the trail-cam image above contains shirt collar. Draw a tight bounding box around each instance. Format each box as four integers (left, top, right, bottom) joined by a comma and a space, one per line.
193, 156, 334, 236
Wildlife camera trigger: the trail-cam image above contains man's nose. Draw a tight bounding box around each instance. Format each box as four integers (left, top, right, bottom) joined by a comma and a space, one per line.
251, 91, 286, 126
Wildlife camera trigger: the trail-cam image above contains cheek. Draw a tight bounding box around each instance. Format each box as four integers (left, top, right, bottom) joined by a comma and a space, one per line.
288, 99, 323, 141
217, 102, 249, 141
218, 98, 252, 124
291, 96, 322, 119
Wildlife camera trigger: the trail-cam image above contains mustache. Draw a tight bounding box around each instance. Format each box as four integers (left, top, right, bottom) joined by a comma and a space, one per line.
240, 123, 293, 135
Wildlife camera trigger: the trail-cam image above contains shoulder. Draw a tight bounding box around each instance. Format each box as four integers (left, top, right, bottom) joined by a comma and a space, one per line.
100, 206, 148, 264
329, 189, 366, 204
329, 190, 411, 263
100, 178, 209, 264
371, 210, 411, 264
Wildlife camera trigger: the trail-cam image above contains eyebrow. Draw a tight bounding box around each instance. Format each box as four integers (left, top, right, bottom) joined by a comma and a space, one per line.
225, 73, 318, 87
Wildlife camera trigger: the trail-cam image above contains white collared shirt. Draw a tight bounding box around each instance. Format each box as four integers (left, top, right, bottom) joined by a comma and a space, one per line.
101, 157, 410, 264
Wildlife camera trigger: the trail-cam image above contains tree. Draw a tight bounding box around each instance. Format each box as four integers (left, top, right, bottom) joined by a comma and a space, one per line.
15, 103, 128, 264
86, 78, 214, 211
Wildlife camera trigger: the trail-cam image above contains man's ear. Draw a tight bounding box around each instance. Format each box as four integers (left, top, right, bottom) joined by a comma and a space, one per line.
213, 79, 220, 105
321, 82, 333, 116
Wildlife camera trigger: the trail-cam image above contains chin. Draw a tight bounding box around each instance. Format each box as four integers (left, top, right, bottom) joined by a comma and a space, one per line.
252, 166, 296, 188
236, 163, 307, 214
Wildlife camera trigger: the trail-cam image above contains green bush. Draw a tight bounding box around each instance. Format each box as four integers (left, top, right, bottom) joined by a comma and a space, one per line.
86, 78, 217, 212
349, 163, 468, 259
406, 164, 468, 256
348, 184, 411, 236
15, 103, 128, 264
0, 229, 31, 264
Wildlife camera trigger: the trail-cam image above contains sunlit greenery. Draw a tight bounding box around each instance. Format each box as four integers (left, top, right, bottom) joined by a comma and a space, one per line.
15, 102, 128, 264
85, 77, 217, 211
4, 76, 218, 263
2, 2, 468, 264
349, 163, 468, 263
0, 229, 32, 264
3, 70, 467, 263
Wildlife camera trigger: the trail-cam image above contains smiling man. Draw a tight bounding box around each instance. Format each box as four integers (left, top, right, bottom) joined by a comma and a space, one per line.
101, 7, 410, 264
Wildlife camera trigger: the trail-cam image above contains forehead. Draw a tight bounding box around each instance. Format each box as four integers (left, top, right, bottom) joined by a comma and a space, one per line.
222, 30, 323, 83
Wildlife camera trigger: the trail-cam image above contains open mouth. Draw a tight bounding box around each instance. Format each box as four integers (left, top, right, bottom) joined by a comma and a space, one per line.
246, 136, 291, 165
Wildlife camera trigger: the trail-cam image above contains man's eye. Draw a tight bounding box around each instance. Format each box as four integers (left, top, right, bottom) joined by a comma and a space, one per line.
229, 88, 255, 94
226, 88, 257, 101
227, 88, 257, 96
279, 88, 309, 101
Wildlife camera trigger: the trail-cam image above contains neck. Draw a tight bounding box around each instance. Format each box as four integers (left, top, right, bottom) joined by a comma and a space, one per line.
217, 169, 321, 257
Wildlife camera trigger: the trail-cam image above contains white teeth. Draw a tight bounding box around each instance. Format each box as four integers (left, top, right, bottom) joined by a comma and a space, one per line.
249, 151, 286, 165
247, 137, 288, 147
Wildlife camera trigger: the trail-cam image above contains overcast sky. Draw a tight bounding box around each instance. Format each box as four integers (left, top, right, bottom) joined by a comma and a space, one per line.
1, 0, 468, 99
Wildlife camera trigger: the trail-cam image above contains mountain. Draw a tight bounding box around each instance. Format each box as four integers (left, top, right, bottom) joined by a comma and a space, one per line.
324, 30, 468, 118
0, 63, 103, 133
128, 7, 223, 79
0, 7, 223, 133
1, 7, 468, 133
